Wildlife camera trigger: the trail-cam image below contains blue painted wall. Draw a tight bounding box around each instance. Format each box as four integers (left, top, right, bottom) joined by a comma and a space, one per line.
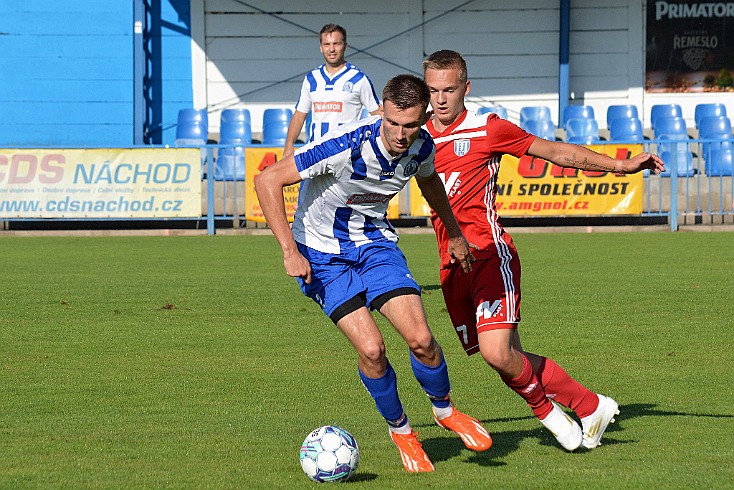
145, 0, 194, 145
0, 0, 192, 147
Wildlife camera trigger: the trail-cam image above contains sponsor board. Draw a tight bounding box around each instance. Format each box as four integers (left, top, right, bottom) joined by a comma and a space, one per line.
0, 148, 201, 218
407, 144, 645, 217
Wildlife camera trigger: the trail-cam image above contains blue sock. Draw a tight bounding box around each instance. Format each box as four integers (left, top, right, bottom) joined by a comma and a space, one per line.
410, 351, 452, 408
359, 361, 406, 425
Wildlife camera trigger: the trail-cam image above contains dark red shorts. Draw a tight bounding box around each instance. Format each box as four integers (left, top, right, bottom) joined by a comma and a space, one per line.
439, 250, 521, 356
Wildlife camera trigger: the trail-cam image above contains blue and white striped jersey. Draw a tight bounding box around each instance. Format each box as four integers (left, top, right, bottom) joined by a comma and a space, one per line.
294, 62, 380, 142
292, 116, 436, 254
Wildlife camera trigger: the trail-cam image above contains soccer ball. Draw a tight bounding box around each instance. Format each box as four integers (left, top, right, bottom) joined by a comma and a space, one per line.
299, 425, 359, 482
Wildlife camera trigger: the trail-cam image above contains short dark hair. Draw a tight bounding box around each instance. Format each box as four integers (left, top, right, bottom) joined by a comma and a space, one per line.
422, 50, 468, 83
320, 23, 347, 42
382, 74, 430, 112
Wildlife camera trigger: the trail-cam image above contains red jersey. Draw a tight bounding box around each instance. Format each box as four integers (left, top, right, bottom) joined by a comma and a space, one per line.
425, 110, 534, 268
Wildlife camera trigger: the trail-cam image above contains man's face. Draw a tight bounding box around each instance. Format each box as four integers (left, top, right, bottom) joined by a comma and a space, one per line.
319, 31, 347, 67
424, 67, 470, 127
379, 100, 427, 156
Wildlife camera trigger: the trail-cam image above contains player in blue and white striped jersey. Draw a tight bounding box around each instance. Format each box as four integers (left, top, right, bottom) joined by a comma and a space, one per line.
290, 113, 433, 254
283, 24, 380, 158
255, 74, 492, 473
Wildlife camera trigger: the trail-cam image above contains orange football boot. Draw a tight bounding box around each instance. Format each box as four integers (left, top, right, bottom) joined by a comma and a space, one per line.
389, 430, 435, 472
434, 406, 492, 451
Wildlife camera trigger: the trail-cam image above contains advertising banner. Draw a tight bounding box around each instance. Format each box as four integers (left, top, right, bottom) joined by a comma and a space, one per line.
646, 0, 734, 92
0, 148, 201, 218
409, 145, 645, 217
244, 147, 298, 223
245, 147, 399, 222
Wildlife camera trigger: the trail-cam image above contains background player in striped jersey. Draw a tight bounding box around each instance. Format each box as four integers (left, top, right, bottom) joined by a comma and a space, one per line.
422, 50, 665, 451
283, 24, 380, 158
255, 74, 492, 473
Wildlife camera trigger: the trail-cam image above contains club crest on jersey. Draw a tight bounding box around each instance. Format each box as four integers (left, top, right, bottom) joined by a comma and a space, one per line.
403, 159, 419, 177
454, 139, 471, 157
343, 82, 354, 92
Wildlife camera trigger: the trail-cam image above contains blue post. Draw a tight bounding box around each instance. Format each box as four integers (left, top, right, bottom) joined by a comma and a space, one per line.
669, 149, 679, 231
207, 146, 216, 235
558, 0, 570, 128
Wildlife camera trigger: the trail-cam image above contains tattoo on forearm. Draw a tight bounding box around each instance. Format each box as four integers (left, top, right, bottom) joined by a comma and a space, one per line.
564, 153, 612, 172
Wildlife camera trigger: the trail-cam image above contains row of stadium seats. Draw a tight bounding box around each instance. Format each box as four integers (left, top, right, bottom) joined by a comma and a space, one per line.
177, 103, 733, 179
175, 108, 293, 146
175, 108, 293, 180
477, 103, 731, 137
476, 102, 733, 176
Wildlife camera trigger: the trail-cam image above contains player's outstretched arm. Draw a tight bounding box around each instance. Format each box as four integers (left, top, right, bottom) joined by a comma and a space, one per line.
416, 171, 475, 272
253, 156, 312, 283
528, 138, 666, 175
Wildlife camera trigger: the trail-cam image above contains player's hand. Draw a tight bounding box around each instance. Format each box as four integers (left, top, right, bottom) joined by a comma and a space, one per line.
283, 249, 312, 284
448, 236, 477, 273
619, 152, 666, 175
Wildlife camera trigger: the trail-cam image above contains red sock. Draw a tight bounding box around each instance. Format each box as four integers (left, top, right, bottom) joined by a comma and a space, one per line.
537, 357, 599, 418
502, 353, 553, 419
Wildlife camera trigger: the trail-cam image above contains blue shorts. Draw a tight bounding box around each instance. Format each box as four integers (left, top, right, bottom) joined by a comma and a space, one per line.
296, 240, 420, 319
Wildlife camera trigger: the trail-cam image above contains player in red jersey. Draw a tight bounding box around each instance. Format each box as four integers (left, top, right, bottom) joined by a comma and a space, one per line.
422, 50, 665, 451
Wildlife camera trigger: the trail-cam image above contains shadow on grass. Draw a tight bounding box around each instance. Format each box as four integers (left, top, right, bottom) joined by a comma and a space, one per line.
348, 472, 378, 483
415, 402, 734, 466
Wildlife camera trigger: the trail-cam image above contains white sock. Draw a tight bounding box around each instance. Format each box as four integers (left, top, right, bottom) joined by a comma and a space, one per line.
432, 404, 454, 420
387, 414, 413, 434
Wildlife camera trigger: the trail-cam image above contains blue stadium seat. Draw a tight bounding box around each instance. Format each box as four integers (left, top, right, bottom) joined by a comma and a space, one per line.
658, 134, 695, 177
698, 115, 732, 140
694, 103, 727, 129
562, 105, 595, 126
565, 118, 599, 144
175, 108, 208, 178
609, 117, 644, 142
654, 117, 693, 177
221, 108, 251, 126
704, 148, 734, 176
215, 142, 246, 181
650, 104, 682, 131
519, 105, 552, 125
175, 108, 208, 140
220, 110, 252, 145
653, 116, 688, 140
177, 108, 208, 125
215, 110, 251, 181
606, 104, 639, 128
477, 105, 508, 119
262, 108, 293, 146
521, 118, 556, 140
698, 115, 734, 163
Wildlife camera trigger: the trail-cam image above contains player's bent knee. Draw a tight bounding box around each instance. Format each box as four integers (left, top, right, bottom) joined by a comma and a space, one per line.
480, 346, 515, 374
358, 341, 386, 366
407, 334, 439, 360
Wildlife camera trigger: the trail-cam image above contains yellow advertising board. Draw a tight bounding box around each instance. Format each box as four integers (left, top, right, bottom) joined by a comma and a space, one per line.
244, 147, 298, 222
408, 144, 645, 217
245, 147, 400, 222
0, 148, 201, 218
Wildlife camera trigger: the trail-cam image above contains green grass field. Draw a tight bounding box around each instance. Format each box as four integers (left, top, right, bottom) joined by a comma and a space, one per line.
1, 231, 733, 488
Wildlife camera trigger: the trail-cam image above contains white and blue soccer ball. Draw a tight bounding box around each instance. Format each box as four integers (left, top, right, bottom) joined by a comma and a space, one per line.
299, 425, 359, 483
